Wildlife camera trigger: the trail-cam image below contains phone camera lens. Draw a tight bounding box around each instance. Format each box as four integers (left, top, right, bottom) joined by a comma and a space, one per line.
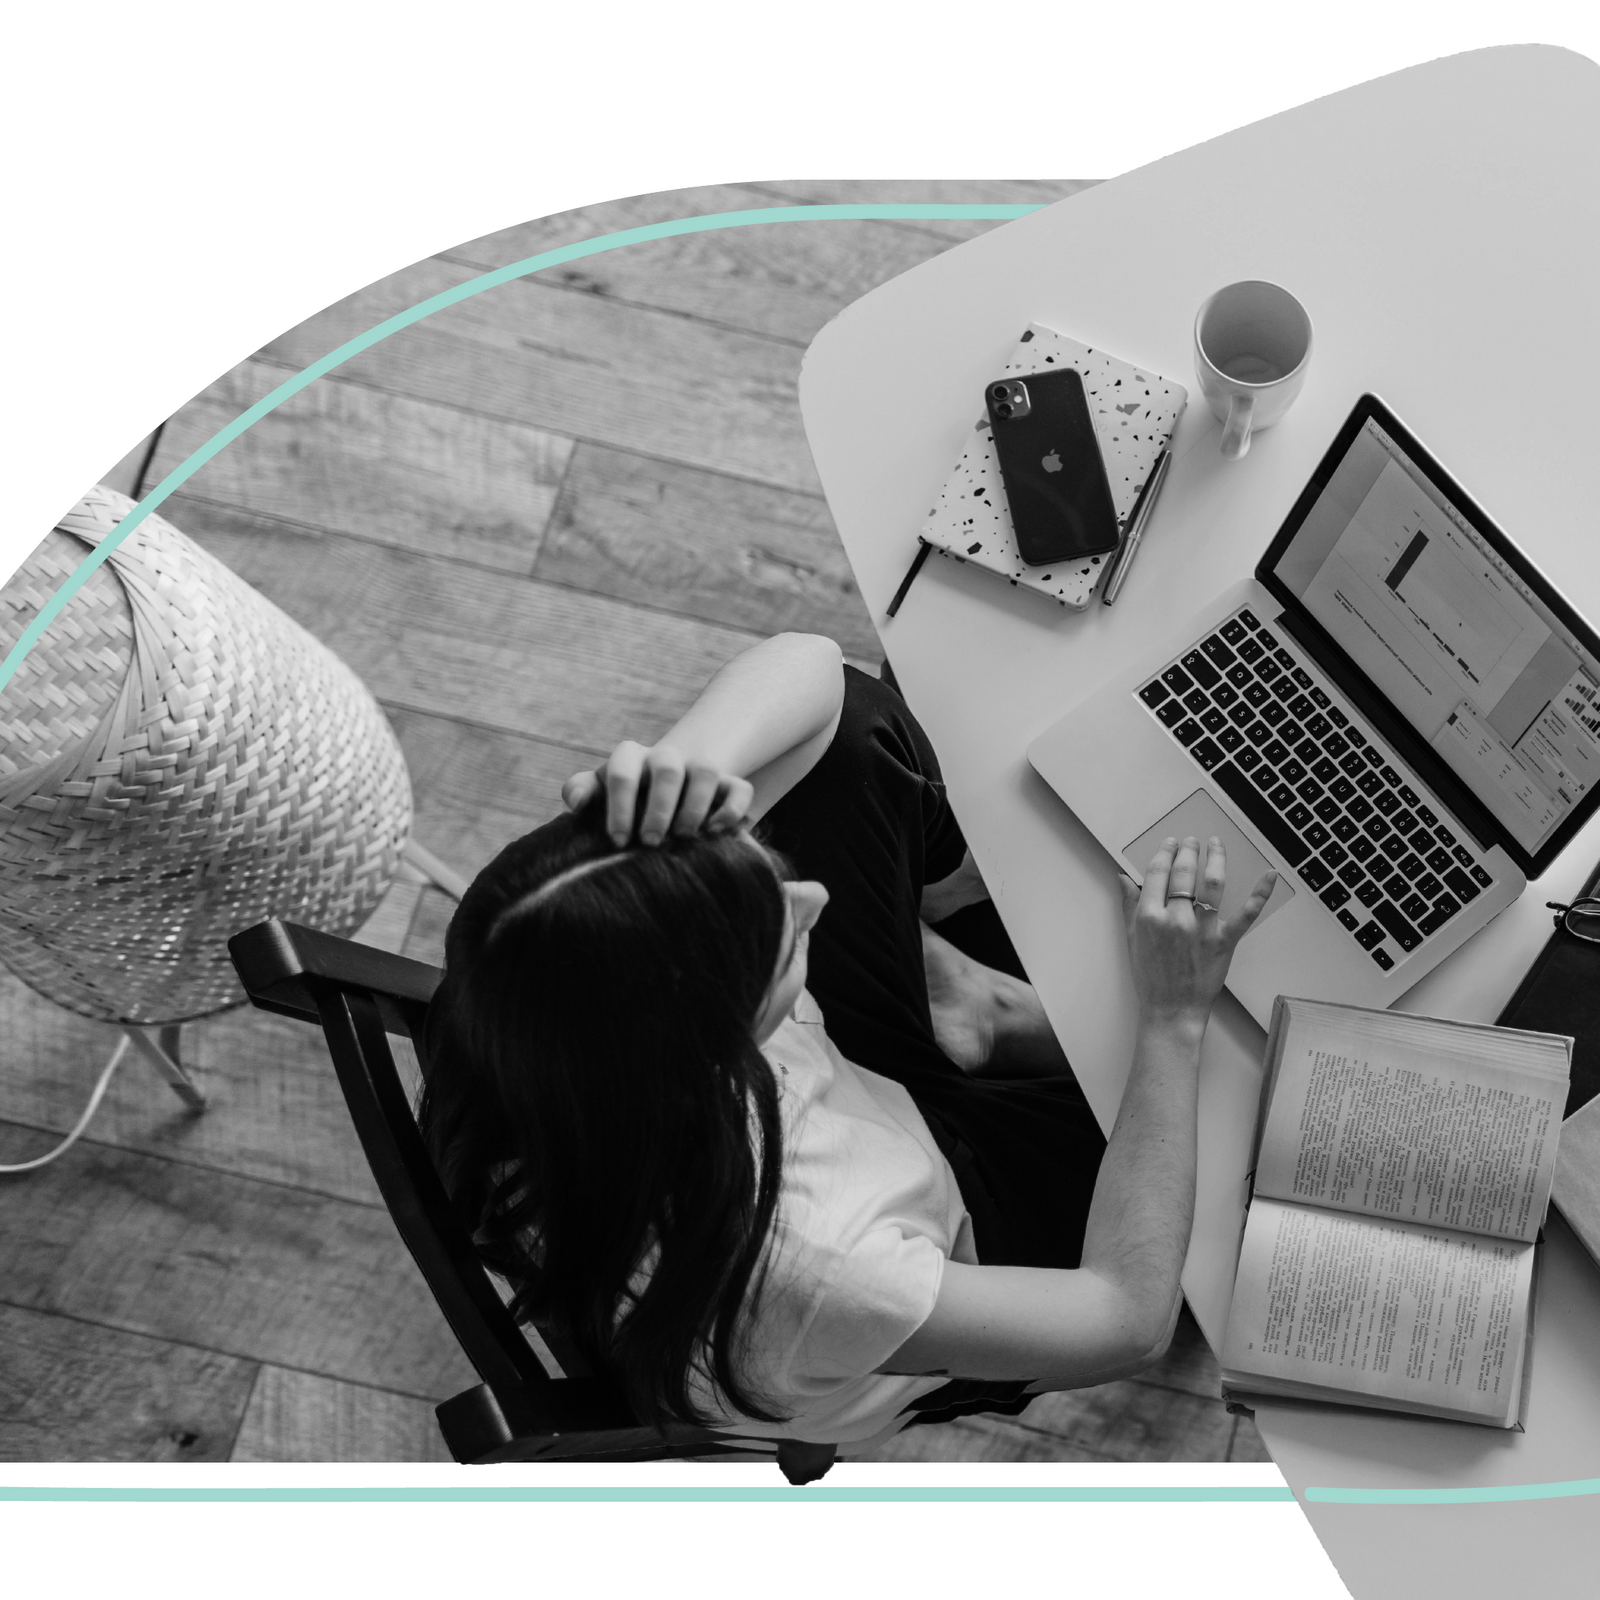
995, 402, 1013, 418
990, 384, 1008, 399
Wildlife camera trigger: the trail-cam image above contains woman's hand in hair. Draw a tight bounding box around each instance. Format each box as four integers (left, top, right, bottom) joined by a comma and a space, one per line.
1118, 835, 1276, 1028
563, 742, 755, 848
561, 635, 845, 843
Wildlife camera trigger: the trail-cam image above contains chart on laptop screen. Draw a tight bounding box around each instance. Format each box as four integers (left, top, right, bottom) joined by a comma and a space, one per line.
1291, 421, 1600, 853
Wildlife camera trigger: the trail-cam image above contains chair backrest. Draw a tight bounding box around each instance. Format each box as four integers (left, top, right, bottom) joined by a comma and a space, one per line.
228, 917, 786, 1468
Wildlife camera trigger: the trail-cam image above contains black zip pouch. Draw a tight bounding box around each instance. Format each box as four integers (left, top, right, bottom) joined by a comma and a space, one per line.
1496, 857, 1600, 1118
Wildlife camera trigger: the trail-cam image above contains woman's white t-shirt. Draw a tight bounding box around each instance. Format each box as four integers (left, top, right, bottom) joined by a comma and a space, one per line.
692, 988, 978, 1445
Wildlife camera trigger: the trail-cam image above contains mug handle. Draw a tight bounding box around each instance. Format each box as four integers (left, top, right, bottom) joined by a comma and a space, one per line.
1221, 392, 1255, 459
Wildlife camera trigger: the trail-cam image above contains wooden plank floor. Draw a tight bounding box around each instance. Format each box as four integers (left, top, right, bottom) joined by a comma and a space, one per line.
0, 178, 1267, 1467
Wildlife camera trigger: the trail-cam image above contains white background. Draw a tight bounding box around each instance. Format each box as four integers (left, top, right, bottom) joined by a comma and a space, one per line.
6, 3, 1598, 1594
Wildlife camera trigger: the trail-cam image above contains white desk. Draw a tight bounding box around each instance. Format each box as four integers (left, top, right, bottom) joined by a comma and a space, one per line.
799, 46, 1600, 1598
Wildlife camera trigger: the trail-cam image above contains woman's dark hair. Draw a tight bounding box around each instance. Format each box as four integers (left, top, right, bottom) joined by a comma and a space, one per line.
417, 798, 790, 1428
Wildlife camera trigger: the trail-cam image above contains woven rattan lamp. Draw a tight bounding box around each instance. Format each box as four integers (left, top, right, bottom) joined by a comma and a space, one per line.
0, 486, 420, 1154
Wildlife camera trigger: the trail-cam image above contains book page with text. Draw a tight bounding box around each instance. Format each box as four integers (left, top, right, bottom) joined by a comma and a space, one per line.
1256, 1002, 1565, 1241
1222, 1199, 1534, 1423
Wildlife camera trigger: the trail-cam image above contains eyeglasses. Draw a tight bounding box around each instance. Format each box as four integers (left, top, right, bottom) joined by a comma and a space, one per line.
1546, 897, 1600, 943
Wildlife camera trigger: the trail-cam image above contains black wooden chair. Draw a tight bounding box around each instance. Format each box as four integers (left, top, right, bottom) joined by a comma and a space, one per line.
227, 917, 838, 1482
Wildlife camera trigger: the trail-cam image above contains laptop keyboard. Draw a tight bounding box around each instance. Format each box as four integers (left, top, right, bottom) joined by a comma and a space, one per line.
1136, 606, 1497, 970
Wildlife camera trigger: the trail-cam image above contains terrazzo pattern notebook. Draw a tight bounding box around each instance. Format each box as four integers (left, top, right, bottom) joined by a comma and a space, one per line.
921, 324, 1187, 609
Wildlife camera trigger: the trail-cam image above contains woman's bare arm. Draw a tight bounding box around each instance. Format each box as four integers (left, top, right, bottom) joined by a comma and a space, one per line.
660, 633, 846, 822
885, 1011, 1204, 1385
563, 633, 846, 845
883, 836, 1275, 1384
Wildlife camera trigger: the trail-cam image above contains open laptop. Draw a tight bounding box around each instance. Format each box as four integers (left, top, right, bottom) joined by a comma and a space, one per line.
1028, 394, 1600, 1028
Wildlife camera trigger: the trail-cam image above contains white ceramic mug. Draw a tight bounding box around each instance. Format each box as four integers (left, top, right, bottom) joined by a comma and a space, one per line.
1194, 280, 1313, 459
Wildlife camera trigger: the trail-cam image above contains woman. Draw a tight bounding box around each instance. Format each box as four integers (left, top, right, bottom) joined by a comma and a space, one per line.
419, 632, 1274, 1451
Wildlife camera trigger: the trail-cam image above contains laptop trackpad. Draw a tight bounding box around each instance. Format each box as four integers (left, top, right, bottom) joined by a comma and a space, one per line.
1123, 791, 1295, 936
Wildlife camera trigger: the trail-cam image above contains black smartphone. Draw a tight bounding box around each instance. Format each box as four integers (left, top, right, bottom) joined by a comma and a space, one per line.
985, 368, 1120, 566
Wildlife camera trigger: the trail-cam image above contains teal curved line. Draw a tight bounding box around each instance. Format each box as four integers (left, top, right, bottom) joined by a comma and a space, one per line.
1305, 1475, 1600, 1505
0, 203, 1039, 699
0, 1485, 1292, 1503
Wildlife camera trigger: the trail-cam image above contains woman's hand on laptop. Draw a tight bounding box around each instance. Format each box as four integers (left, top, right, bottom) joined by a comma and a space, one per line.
1120, 835, 1276, 1027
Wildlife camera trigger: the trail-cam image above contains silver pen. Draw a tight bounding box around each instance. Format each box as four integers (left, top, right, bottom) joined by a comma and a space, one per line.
1101, 448, 1173, 606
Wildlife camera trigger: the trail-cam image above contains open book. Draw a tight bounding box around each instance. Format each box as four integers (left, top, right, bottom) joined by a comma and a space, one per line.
1220, 996, 1572, 1428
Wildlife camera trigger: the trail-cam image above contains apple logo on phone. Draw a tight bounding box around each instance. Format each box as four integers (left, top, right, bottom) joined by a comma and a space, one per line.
1041, 451, 1063, 473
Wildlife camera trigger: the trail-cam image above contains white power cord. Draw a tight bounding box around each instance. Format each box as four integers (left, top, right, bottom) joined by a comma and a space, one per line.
1, 852, 455, 1176
0, 1033, 131, 1173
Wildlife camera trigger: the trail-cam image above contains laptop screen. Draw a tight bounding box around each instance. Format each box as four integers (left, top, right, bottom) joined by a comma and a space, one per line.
1267, 410, 1600, 857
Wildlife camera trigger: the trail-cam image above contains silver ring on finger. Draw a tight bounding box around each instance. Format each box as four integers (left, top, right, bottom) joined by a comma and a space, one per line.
1193, 899, 1217, 913
1166, 891, 1194, 901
